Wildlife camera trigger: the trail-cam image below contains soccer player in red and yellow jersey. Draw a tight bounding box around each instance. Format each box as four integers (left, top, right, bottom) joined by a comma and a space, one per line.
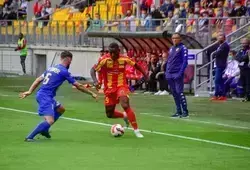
90, 43, 148, 138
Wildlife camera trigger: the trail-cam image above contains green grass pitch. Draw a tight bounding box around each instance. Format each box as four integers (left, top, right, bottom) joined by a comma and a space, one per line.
0, 77, 250, 170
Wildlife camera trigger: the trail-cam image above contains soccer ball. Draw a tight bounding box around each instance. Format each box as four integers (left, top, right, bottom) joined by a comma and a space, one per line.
110, 124, 125, 137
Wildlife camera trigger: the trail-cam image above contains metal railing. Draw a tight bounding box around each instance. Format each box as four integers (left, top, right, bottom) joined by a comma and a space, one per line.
194, 21, 250, 96
0, 16, 249, 47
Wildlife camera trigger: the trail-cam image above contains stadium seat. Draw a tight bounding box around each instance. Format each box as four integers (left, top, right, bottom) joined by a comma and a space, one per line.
184, 65, 194, 94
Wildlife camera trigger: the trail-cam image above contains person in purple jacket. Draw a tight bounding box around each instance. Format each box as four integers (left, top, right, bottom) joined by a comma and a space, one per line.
165, 33, 189, 118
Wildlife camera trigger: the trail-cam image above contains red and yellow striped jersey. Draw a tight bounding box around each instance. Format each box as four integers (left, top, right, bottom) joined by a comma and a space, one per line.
94, 54, 135, 93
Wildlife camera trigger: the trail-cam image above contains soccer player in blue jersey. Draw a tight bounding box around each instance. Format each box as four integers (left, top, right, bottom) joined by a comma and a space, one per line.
19, 51, 97, 142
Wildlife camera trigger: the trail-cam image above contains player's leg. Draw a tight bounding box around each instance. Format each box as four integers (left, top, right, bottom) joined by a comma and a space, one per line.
243, 69, 250, 102
25, 115, 54, 142
119, 96, 143, 138
118, 87, 143, 138
167, 78, 182, 117
104, 94, 125, 118
175, 75, 188, 118
25, 96, 55, 141
41, 102, 65, 138
20, 55, 26, 74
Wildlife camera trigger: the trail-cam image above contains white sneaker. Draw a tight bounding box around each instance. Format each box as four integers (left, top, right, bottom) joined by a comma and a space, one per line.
134, 129, 144, 138
159, 90, 169, 95
154, 91, 162, 95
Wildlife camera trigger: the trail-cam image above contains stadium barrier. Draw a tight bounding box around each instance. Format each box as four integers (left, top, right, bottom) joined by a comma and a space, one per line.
0, 17, 249, 47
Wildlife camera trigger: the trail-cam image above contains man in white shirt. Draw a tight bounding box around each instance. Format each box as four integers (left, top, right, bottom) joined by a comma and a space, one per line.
223, 50, 240, 97
124, 10, 136, 32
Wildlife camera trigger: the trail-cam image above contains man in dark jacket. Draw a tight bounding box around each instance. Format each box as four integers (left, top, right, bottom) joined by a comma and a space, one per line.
165, 33, 188, 118
235, 38, 250, 102
210, 33, 230, 101
206, 38, 220, 80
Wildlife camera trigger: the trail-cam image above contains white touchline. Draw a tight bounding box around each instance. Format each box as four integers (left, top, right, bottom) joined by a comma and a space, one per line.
140, 113, 250, 130
0, 106, 250, 151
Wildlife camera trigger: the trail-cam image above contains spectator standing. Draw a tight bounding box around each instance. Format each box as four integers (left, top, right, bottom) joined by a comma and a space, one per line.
124, 10, 136, 32
179, 2, 187, 19
246, 0, 250, 16
165, 33, 189, 118
210, 33, 230, 101
230, 0, 247, 17
33, 0, 43, 18
206, 38, 219, 80
15, 33, 27, 75
150, 5, 163, 29
90, 13, 104, 31
140, 9, 152, 31
85, 13, 92, 31
160, 0, 174, 17
235, 38, 250, 102
18, 0, 28, 19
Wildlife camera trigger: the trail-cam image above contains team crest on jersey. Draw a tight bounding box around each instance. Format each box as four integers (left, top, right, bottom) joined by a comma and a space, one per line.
106, 60, 113, 68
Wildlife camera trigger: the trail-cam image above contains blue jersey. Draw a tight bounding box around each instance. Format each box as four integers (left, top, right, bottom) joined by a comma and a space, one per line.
165, 43, 188, 78
38, 64, 76, 97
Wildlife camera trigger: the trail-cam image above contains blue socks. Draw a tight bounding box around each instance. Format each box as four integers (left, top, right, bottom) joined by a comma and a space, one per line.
26, 121, 51, 139
43, 111, 62, 133
54, 111, 62, 122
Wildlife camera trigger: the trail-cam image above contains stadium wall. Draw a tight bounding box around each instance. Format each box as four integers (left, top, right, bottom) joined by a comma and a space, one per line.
0, 45, 101, 77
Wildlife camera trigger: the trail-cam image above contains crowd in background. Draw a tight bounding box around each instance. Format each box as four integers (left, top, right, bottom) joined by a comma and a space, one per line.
0, 0, 28, 25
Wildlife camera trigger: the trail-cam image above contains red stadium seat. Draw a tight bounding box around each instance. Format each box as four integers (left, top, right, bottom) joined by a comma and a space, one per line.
184, 65, 194, 93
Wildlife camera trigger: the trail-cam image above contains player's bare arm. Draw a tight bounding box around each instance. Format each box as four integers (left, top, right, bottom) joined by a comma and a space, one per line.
19, 76, 44, 99
73, 81, 98, 99
134, 63, 149, 81
90, 67, 101, 90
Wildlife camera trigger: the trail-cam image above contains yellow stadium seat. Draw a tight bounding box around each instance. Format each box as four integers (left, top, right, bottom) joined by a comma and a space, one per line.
0, 0, 4, 5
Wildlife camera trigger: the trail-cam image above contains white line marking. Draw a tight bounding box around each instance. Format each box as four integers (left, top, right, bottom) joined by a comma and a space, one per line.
0, 86, 27, 88
140, 113, 250, 130
0, 106, 250, 151
0, 94, 10, 97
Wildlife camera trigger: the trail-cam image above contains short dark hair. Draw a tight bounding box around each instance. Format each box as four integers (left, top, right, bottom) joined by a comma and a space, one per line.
230, 50, 237, 55
109, 42, 119, 52
61, 51, 73, 59
172, 32, 181, 38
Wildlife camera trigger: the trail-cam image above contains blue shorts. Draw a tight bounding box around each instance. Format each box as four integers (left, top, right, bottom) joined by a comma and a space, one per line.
36, 93, 61, 116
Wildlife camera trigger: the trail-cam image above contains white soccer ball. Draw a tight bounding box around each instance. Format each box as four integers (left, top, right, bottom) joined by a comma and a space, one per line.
110, 124, 125, 137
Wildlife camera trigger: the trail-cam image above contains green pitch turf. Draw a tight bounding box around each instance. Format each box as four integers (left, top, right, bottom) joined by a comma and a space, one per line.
0, 77, 250, 170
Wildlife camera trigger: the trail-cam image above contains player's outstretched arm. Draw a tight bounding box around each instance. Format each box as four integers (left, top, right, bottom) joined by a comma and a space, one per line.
19, 76, 43, 99
134, 63, 149, 81
90, 67, 101, 90
73, 82, 98, 100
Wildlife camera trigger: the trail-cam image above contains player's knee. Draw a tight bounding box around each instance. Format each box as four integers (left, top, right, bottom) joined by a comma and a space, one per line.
121, 100, 129, 110
57, 106, 65, 114
45, 116, 54, 125
105, 112, 113, 118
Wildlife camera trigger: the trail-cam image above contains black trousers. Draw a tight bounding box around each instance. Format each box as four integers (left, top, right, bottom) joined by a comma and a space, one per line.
20, 55, 26, 74
240, 69, 250, 100
158, 74, 169, 91
148, 73, 157, 92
